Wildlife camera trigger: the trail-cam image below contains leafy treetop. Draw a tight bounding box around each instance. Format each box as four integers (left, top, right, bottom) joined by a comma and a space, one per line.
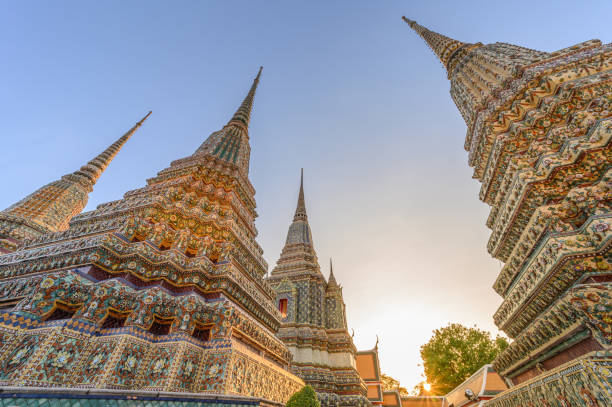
286, 385, 321, 407
420, 323, 509, 395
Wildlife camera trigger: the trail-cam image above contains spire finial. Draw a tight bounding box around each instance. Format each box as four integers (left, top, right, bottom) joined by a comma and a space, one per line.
294, 168, 307, 221
74, 111, 151, 185
228, 67, 263, 128
328, 257, 338, 287
402, 16, 416, 27
402, 17, 473, 74
193, 68, 262, 173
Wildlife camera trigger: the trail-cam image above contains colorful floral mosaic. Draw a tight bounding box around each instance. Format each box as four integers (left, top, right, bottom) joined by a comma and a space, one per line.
486, 354, 612, 407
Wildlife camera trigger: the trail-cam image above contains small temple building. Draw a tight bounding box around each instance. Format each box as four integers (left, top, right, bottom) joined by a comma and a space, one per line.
0, 69, 305, 406
266, 171, 371, 406
437, 365, 507, 407
403, 16, 611, 406
355, 346, 384, 405
355, 344, 505, 407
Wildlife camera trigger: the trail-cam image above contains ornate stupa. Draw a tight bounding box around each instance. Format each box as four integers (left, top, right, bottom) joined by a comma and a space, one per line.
404, 17, 611, 405
0, 112, 150, 254
266, 170, 370, 406
0, 69, 304, 406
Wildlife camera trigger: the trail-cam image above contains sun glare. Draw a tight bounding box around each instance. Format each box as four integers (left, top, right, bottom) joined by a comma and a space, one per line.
423, 382, 432, 392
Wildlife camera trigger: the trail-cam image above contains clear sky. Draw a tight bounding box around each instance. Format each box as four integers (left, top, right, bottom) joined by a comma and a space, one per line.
1, 0, 610, 392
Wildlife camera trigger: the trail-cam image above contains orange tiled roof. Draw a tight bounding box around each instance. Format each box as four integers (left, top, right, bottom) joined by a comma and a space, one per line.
401, 396, 444, 407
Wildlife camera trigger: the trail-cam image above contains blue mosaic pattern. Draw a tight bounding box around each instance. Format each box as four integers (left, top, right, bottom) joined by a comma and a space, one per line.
0, 394, 262, 407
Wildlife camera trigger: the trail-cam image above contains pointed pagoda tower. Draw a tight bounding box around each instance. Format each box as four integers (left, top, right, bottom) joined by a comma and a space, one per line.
271, 169, 322, 282
0, 112, 150, 253
267, 171, 369, 407
404, 18, 612, 405
325, 259, 348, 330
0, 69, 304, 405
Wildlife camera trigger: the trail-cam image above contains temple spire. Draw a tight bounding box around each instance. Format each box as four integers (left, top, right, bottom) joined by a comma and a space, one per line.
73, 111, 151, 186
0, 112, 150, 252
193, 67, 262, 174
229, 66, 263, 128
294, 168, 307, 221
270, 169, 321, 277
402, 17, 475, 75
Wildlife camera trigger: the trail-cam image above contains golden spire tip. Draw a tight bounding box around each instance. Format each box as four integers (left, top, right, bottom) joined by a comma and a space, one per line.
402, 16, 416, 26
138, 111, 152, 125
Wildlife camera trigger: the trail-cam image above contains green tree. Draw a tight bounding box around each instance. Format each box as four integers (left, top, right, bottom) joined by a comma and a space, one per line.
286, 385, 321, 407
381, 373, 409, 395
420, 323, 509, 395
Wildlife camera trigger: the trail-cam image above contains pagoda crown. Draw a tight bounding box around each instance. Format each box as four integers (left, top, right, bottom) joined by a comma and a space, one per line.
193, 67, 262, 175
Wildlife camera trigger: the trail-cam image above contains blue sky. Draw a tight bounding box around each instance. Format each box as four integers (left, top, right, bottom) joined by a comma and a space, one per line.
1, 0, 610, 391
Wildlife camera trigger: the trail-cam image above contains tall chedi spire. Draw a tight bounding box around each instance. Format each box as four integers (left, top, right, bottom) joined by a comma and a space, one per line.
267, 173, 368, 404
403, 16, 549, 163
0, 69, 305, 403
270, 169, 321, 277
401, 16, 481, 76
404, 15, 612, 405
192, 66, 262, 175
294, 168, 307, 221
0, 111, 150, 253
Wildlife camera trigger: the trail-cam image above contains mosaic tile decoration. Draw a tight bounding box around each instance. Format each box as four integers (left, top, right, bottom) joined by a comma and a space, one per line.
0, 68, 302, 405
404, 17, 612, 405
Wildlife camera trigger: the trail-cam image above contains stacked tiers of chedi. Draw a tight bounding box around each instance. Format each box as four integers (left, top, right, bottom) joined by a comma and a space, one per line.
404, 17, 611, 406
266, 171, 371, 407
0, 69, 304, 404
